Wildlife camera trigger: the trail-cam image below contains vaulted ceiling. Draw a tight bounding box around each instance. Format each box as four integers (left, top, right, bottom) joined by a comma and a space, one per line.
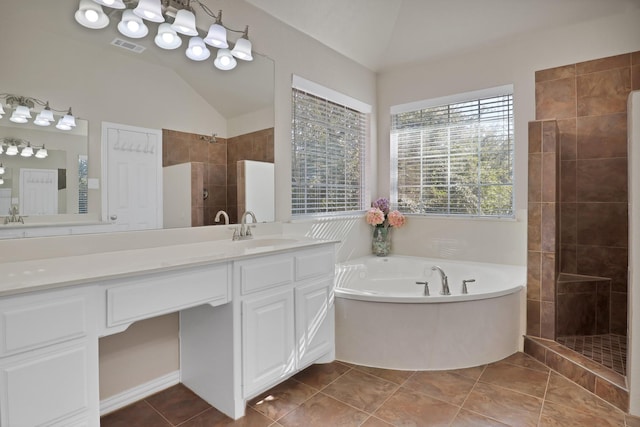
246, 0, 640, 72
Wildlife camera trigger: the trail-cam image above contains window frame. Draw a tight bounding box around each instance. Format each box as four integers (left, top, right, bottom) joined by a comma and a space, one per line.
291, 75, 371, 218
390, 85, 515, 219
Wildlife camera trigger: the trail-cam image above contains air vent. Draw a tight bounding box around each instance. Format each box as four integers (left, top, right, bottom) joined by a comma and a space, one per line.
111, 38, 146, 53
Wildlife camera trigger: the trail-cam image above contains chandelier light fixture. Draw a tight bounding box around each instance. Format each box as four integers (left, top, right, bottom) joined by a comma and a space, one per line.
0, 138, 48, 159
0, 94, 77, 131
74, 0, 253, 71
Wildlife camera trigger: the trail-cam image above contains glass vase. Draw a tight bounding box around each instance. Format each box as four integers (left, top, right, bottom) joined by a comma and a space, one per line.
372, 226, 391, 257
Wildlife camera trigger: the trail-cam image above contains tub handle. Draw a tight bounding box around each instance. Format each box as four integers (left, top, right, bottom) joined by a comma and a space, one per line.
462, 279, 476, 294
415, 281, 430, 296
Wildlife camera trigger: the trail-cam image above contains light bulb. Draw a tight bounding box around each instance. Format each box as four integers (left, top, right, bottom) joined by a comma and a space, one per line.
0, 164, 4, 175
85, 9, 99, 22
127, 20, 140, 32
162, 32, 174, 43
220, 55, 230, 66
0, 178, 4, 185
192, 45, 203, 56
103, 0, 114, 5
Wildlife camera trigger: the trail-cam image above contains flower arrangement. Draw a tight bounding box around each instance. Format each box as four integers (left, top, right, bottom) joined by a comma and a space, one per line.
365, 197, 406, 229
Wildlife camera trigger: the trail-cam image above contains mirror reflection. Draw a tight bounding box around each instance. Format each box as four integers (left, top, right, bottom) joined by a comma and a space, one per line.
0, 114, 88, 217
1, 0, 275, 235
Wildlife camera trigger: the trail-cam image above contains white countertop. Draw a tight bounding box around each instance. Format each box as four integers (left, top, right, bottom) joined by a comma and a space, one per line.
0, 235, 335, 297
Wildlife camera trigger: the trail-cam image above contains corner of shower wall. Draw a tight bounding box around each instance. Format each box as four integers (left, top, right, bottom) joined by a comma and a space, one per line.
526, 119, 559, 340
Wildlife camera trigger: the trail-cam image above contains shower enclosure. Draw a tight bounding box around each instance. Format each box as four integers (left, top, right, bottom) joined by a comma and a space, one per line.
525, 52, 638, 412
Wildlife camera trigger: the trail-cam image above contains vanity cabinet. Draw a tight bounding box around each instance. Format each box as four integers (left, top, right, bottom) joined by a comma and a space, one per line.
181, 244, 336, 420
237, 247, 334, 399
0, 286, 99, 427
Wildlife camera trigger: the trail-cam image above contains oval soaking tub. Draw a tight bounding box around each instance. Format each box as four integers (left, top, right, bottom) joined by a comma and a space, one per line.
334, 255, 526, 370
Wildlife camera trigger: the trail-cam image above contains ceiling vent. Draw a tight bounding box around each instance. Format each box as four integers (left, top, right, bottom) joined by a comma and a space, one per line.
111, 38, 146, 54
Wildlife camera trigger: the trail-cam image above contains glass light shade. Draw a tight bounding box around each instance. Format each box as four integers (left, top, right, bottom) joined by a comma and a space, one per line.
38, 108, 55, 122
33, 114, 52, 126
214, 48, 237, 70
9, 111, 28, 124
0, 164, 4, 174
36, 146, 48, 159
0, 104, 5, 117
171, 9, 198, 36
56, 112, 77, 130
75, 0, 110, 29
185, 37, 210, 61
6, 145, 18, 156
231, 37, 253, 61
21, 144, 34, 157
0, 145, 3, 154
133, 0, 164, 23
93, 0, 126, 9
204, 24, 228, 48
155, 23, 182, 49
14, 105, 32, 119
0, 178, 4, 185
118, 9, 149, 38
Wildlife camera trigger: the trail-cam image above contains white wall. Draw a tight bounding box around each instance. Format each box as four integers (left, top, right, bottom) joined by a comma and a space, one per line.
163, 163, 192, 228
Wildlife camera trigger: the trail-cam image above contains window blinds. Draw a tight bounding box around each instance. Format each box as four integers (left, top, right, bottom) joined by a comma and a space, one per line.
391, 94, 514, 217
291, 88, 367, 216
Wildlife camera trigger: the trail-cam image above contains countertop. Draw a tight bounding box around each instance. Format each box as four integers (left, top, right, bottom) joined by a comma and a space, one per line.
0, 235, 336, 297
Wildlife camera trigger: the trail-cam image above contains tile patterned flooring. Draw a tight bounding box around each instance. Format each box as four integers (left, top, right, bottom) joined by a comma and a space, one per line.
101, 352, 640, 427
556, 334, 627, 376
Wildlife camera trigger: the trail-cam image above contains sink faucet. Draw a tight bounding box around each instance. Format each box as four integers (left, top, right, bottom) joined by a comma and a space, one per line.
236, 210, 257, 240
4, 205, 24, 225
214, 210, 229, 225
431, 266, 450, 295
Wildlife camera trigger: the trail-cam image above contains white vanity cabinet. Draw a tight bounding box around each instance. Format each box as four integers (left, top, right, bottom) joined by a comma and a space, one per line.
181, 243, 336, 420
237, 246, 335, 398
0, 286, 99, 427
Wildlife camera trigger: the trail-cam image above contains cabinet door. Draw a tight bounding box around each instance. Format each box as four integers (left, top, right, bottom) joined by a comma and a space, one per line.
295, 279, 334, 367
242, 288, 295, 398
0, 345, 89, 427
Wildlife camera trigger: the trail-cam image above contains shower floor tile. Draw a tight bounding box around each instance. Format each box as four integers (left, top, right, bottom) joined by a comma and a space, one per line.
556, 334, 627, 376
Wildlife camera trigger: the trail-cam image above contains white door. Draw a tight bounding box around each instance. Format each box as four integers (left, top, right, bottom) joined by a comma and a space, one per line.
19, 168, 58, 215
101, 122, 162, 231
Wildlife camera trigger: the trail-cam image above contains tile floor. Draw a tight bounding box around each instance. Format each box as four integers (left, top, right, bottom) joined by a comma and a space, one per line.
556, 334, 627, 376
101, 352, 640, 427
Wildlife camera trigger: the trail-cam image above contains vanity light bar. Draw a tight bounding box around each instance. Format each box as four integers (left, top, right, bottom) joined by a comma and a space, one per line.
0, 94, 77, 131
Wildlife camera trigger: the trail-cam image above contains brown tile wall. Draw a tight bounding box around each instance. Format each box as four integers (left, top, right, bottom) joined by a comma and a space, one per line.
226, 128, 274, 224
556, 276, 611, 336
527, 121, 559, 339
531, 51, 639, 338
162, 128, 274, 225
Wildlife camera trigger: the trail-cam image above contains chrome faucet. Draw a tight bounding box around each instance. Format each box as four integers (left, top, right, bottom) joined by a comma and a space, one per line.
431, 266, 450, 295
462, 279, 476, 294
214, 210, 229, 225
235, 210, 257, 240
4, 205, 24, 225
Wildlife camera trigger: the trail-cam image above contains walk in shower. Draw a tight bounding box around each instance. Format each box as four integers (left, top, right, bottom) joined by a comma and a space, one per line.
526, 52, 637, 384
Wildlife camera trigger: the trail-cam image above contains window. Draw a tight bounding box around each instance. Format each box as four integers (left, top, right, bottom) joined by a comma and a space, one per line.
391, 88, 514, 217
291, 77, 369, 216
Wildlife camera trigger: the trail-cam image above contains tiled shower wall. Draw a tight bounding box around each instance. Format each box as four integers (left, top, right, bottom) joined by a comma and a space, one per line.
530, 51, 640, 338
162, 128, 274, 226
527, 120, 559, 339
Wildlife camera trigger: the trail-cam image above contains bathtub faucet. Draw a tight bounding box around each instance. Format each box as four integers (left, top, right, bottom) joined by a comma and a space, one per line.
431, 266, 450, 295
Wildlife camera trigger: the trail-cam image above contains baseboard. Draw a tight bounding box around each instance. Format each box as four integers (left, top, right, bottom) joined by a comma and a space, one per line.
100, 370, 180, 416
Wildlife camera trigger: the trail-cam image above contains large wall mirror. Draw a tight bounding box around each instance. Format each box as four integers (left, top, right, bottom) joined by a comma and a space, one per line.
1, 0, 274, 235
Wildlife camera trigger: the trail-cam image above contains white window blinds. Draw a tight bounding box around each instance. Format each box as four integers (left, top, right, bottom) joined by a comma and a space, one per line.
391, 92, 514, 217
291, 87, 367, 216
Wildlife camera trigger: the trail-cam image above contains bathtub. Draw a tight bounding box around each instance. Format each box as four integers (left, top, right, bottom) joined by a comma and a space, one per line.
334, 255, 526, 370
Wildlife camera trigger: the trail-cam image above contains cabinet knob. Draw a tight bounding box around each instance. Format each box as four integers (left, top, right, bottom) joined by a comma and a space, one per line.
110, 214, 118, 221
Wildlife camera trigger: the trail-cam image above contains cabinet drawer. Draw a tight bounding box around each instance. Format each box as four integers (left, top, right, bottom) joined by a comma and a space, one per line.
237, 255, 294, 295
295, 249, 335, 281
0, 294, 87, 357
106, 263, 229, 327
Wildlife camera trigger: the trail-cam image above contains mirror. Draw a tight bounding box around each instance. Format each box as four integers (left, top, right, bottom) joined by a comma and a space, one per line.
1, 1, 275, 234
0, 114, 88, 216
